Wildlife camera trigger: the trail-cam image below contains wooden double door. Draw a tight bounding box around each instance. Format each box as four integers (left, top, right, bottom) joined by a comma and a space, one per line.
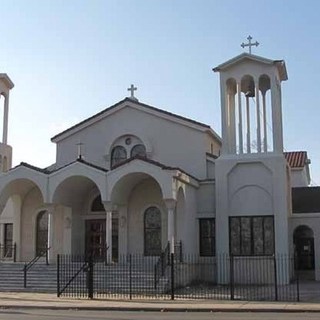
85, 218, 118, 261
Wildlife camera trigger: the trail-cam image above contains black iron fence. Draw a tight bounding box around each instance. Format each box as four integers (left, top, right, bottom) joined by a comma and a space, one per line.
57, 253, 299, 301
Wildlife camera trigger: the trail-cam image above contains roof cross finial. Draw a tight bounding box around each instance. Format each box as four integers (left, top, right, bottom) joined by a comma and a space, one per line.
76, 141, 84, 160
127, 84, 138, 101
241, 35, 259, 54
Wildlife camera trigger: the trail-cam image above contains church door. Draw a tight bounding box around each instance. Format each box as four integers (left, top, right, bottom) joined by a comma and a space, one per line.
85, 218, 119, 261
36, 211, 48, 256
294, 225, 315, 270
85, 219, 106, 260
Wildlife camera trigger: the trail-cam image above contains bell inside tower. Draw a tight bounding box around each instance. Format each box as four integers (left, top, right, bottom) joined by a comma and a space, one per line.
226, 73, 273, 154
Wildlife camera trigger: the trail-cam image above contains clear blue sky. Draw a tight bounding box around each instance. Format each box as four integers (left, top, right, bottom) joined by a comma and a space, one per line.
1, 0, 320, 183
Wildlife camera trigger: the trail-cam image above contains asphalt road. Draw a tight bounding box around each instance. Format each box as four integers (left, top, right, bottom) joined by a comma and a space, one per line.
0, 310, 320, 320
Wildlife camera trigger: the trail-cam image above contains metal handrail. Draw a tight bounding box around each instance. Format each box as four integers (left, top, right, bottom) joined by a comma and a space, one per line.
23, 246, 50, 288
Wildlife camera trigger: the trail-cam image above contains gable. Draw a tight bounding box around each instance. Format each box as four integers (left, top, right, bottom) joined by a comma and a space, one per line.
51, 98, 219, 143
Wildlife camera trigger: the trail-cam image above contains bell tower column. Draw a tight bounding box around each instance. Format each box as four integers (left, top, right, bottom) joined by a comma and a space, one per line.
0, 74, 14, 172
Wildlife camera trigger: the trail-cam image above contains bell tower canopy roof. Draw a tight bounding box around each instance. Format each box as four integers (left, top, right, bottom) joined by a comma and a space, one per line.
212, 53, 288, 82
0, 73, 14, 90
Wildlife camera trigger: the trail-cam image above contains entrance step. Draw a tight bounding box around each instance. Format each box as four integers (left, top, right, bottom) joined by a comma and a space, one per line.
0, 262, 57, 293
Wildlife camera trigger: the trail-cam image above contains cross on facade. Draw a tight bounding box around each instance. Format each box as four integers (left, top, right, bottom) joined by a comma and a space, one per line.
76, 141, 84, 160
127, 84, 138, 100
241, 35, 259, 54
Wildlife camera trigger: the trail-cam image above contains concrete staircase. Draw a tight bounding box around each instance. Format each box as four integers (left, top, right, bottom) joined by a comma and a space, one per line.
0, 261, 57, 293
0, 260, 170, 295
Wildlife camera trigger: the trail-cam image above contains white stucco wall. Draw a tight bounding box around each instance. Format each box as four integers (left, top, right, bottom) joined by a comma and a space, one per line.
20, 187, 43, 261
55, 105, 212, 179
290, 168, 309, 187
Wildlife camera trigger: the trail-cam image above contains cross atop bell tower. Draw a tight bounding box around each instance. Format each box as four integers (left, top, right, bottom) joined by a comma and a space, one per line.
241, 35, 259, 54
0, 73, 14, 172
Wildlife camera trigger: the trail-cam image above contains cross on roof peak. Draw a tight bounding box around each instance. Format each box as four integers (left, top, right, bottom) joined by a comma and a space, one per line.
127, 84, 138, 101
241, 35, 259, 54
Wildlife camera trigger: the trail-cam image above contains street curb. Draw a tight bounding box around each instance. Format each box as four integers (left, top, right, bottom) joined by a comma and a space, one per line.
1, 305, 320, 312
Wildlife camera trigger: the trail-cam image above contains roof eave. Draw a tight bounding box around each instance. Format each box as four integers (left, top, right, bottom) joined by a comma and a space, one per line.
0, 74, 14, 90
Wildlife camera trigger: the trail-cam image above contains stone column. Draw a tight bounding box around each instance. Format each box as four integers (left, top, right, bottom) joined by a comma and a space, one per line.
103, 201, 113, 263
164, 199, 176, 254
237, 82, 243, 154
2, 94, 9, 145
47, 208, 54, 263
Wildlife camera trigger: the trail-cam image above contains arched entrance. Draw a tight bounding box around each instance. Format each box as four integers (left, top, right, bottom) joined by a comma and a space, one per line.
36, 210, 48, 255
293, 225, 315, 272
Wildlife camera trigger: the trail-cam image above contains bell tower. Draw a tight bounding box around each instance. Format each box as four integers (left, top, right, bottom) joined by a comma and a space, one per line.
213, 51, 287, 156
213, 41, 291, 284
0, 74, 14, 172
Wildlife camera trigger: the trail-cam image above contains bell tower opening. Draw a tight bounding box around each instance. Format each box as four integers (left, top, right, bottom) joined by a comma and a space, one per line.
214, 51, 287, 157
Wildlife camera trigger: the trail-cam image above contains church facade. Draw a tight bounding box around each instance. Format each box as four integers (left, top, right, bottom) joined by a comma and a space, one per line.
0, 51, 319, 282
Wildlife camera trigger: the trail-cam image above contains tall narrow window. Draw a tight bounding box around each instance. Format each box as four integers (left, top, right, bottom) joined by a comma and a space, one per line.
229, 216, 274, 256
111, 146, 127, 168
199, 218, 215, 256
36, 211, 48, 256
144, 206, 162, 256
131, 144, 146, 158
4, 223, 13, 258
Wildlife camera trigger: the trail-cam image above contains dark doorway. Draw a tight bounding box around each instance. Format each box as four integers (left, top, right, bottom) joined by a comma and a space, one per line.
85, 219, 106, 260
85, 218, 118, 261
36, 211, 48, 256
294, 225, 315, 271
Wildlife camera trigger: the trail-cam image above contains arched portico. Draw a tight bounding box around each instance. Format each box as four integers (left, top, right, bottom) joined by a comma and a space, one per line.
105, 161, 180, 261
0, 177, 46, 262
51, 174, 106, 260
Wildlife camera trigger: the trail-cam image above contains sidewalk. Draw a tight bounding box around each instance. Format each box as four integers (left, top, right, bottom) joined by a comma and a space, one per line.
0, 292, 320, 312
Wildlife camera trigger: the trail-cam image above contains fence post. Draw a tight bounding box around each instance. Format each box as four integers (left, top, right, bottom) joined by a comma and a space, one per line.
13, 243, 16, 262
57, 254, 60, 297
273, 254, 278, 301
171, 253, 174, 300
230, 255, 234, 300
45, 245, 49, 265
23, 263, 27, 288
296, 266, 300, 302
129, 254, 132, 300
88, 255, 94, 299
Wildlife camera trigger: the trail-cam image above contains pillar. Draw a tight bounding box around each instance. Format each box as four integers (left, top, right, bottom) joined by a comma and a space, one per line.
47, 208, 54, 263
255, 81, 262, 153
271, 78, 284, 153
262, 92, 268, 152
103, 201, 113, 263
164, 199, 176, 253
246, 96, 251, 153
237, 82, 243, 154
3, 95, 9, 145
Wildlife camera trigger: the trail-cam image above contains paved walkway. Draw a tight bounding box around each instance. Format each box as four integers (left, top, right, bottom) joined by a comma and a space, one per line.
0, 292, 320, 312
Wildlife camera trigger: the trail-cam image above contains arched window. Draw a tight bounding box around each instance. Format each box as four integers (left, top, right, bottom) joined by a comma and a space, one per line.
36, 211, 48, 256
111, 146, 127, 168
144, 206, 162, 256
131, 144, 146, 158
91, 195, 104, 212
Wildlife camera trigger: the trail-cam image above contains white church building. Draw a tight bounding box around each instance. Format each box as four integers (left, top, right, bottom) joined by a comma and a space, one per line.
0, 47, 319, 281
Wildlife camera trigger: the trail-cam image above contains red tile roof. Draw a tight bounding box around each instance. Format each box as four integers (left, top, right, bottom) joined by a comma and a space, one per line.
284, 151, 308, 168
